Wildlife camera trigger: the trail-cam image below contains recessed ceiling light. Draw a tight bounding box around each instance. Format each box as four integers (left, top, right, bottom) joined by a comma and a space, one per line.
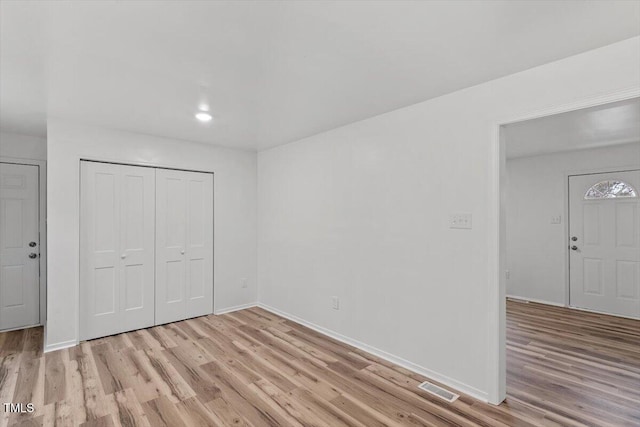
195, 112, 213, 122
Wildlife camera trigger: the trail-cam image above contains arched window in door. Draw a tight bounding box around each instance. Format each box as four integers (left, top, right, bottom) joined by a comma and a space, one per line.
584, 180, 638, 199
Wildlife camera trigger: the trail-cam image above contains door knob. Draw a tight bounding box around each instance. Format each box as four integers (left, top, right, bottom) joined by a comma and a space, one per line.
29, 253, 38, 259
571, 236, 578, 242
121, 254, 127, 259
180, 249, 185, 255
571, 245, 578, 251
29, 241, 37, 247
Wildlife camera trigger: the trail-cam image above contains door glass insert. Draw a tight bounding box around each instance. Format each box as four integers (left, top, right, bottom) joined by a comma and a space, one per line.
584, 180, 637, 199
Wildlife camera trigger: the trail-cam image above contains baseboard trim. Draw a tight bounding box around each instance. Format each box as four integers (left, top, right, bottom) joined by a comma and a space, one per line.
257, 302, 489, 403
506, 295, 565, 308
214, 302, 258, 315
0, 323, 42, 334
43, 304, 259, 352
44, 339, 77, 353
568, 305, 640, 321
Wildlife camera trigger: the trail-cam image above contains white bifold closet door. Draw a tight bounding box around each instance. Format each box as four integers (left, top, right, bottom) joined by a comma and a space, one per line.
155, 169, 213, 325
80, 161, 156, 340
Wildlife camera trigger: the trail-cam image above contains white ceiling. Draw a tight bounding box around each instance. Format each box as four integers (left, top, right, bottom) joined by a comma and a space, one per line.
504, 98, 640, 159
1, 1, 639, 151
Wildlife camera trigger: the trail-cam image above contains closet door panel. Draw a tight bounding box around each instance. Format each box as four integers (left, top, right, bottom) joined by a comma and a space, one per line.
80, 162, 122, 340
81, 162, 156, 340
185, 172, 213, 318
155, 169, 213, 324
155, 169, 187, 324
120, 165, 155, 330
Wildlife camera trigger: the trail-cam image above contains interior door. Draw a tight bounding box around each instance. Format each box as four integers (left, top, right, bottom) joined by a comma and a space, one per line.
80, 161, 156, 340
0, 162, 40, 331
156, 169, 213, 324
569, 170, 640, 319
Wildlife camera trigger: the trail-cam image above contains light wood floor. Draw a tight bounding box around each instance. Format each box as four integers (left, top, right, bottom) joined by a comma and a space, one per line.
1, 302, 638, 426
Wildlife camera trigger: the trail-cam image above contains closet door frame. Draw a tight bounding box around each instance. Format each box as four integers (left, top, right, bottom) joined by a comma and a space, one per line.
78, 158, 214, 340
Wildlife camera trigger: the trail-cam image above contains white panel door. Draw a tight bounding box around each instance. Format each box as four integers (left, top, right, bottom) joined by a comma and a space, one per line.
156, 169, 213, 324
120, 165, 157, 329
185, 171, 214, 318
155, 169, 186, 324
569, 170, 640, 319
80, 161, 156, 340
0, 163, 40, 331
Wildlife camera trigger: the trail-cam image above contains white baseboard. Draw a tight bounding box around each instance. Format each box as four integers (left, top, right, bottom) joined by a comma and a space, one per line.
44, 339, 77, 353
257, 302, 489, 403
43, 304, 258, 352
507, 295, 640, 320
214, 302, 258, 315
568, 305, 640, 321
506, 294, 565, 307
0, 323, 42, 334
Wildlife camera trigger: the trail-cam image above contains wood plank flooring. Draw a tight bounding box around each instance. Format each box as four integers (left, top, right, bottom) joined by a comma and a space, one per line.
1, 302, 638, 426
506, 301, 640, 427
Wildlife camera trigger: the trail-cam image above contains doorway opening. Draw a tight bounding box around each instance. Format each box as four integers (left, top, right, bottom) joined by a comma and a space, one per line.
497, 97, 640, 424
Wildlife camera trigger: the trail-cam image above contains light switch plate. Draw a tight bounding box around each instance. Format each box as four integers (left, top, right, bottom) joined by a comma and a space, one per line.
449, 213, 472, 229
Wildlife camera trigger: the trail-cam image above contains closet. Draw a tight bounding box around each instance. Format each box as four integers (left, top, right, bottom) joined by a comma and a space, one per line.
80, 161, 213, 341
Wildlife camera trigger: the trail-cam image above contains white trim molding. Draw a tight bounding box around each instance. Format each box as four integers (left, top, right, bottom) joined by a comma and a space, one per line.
568, 305, 640, 321
506, 295, 565, 308
257, 302, 489, 403
214, 302, 258, 315
44, 339, 77, 353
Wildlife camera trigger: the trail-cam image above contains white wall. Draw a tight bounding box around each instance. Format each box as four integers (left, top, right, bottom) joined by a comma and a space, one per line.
506, 143, 640, 305
0, 131, 47, 160
257, 37, 640, 402
46, 120, 257, 351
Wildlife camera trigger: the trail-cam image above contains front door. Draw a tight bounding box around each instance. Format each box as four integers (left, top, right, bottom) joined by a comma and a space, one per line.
569, 170, 640, 318
0, 162, 40, 331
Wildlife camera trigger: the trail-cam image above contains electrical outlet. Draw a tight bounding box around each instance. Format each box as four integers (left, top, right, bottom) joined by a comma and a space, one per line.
550, 215, 562, 224
240, 278, 248, 288
331, 296, 339, 310
449, 213, 472, 229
